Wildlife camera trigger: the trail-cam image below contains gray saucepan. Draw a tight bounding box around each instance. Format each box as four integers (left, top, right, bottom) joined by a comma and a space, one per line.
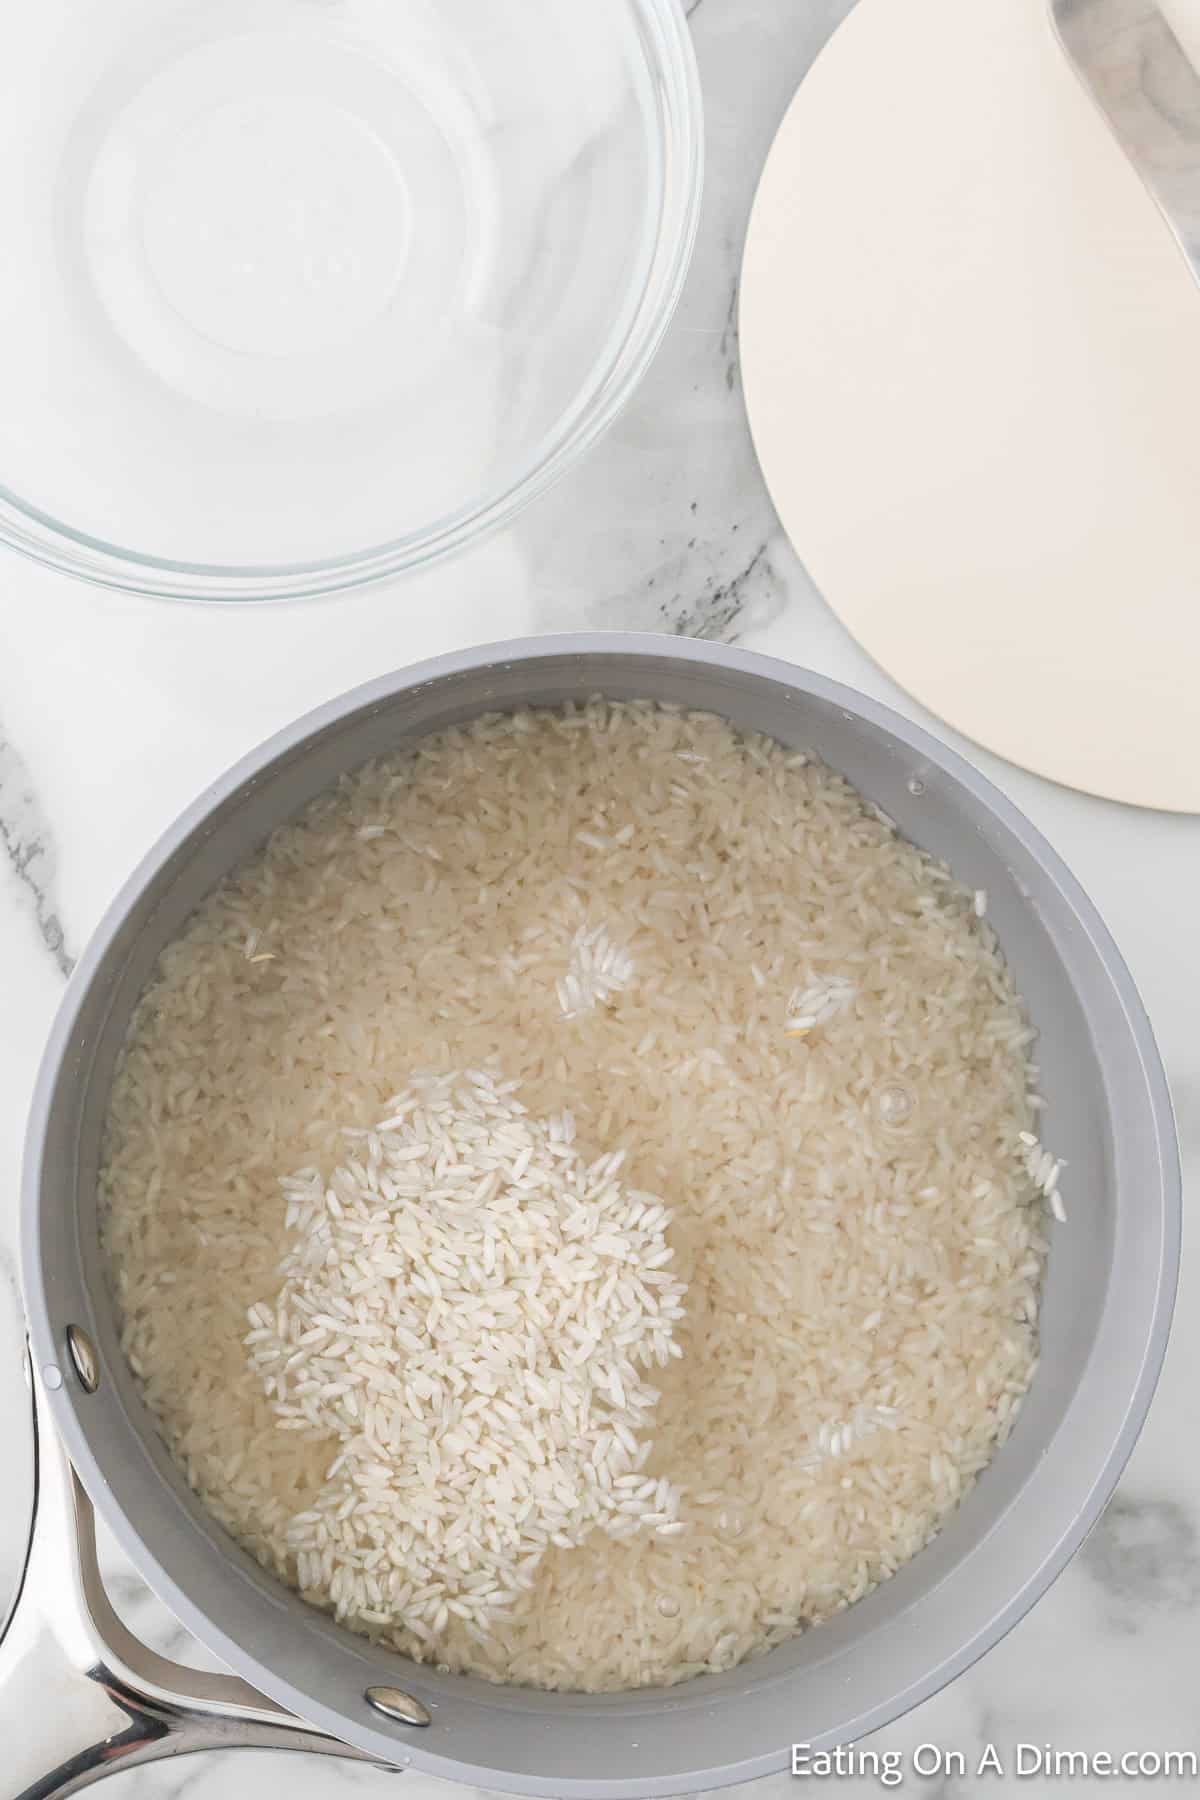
9, 634, 1180, 1800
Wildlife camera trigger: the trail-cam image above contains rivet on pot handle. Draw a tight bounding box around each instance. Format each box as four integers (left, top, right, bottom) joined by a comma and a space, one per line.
0, 1346, 375, 1800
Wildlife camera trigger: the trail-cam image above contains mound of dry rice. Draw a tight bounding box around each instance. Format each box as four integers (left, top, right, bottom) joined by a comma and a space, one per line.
247, 1069, 686, 1639
102, 699, 1050, 1692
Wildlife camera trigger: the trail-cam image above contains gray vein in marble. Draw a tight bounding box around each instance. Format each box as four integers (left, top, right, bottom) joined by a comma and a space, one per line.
113, 1753, 245, 1800
1080, 1493, 1200, 1629
957, 1701, 1002, 1785
141, 1755, 212, 1800
918, 1772, 967, 1800
116, 1748, 395, 1800
0, 1239, 19, 1312
663, 539, 783, 640
0, 727, 73, 976
719, 276, 740, 391
102, 1565, 203, 1664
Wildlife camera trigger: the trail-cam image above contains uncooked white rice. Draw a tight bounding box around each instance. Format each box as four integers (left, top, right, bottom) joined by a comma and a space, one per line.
247, 1068, 686, 1638
102, 699, 1050, 1692
558, 922, 635, 1018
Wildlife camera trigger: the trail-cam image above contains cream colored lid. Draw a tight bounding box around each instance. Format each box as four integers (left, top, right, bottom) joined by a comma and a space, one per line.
740, 0, 1200, 812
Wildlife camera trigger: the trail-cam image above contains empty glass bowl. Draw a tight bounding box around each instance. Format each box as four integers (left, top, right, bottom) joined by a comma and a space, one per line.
0, 0, 701, 599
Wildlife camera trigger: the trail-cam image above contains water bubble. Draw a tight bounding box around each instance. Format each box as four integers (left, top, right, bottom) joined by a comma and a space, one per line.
907, 777, 925, 796
657, 1594, 680, 1618
876, 1083, 915, 1128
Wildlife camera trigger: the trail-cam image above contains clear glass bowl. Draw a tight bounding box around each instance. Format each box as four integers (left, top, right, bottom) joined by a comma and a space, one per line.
0, 0, 701, 600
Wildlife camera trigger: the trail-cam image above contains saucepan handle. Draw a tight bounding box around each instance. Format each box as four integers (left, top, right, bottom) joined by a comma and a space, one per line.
0, 1345, 375, 1800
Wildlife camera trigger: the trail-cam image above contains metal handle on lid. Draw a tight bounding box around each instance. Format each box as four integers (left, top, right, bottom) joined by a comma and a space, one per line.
1050, 0, 1200, 281
0, 1348, 373, 1800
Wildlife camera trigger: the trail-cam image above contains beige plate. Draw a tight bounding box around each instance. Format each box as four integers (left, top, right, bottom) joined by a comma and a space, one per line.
740, 0, 1200, 812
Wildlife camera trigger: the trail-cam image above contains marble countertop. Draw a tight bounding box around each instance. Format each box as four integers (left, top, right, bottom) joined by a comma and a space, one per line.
3, 1, 1199, 1795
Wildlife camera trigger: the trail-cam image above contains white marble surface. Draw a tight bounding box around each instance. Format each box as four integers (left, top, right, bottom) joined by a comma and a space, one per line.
3, 0, 1199, 1794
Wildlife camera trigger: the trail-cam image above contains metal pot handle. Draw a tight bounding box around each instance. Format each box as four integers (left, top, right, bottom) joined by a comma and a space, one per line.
0, 1347, 374, 1800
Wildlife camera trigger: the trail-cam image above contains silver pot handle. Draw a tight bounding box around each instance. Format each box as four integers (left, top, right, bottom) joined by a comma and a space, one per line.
0, 1347, 375, 1800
